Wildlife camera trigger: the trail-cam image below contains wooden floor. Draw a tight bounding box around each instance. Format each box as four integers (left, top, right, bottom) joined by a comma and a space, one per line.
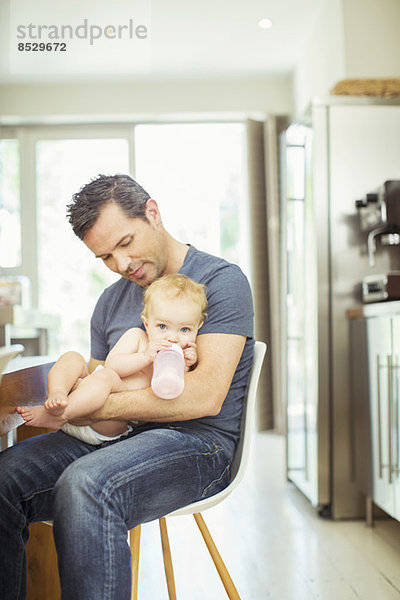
135, 432, 400, 599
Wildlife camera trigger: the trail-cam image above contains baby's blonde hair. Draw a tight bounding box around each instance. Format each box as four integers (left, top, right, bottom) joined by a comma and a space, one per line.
142, 274, 207, 324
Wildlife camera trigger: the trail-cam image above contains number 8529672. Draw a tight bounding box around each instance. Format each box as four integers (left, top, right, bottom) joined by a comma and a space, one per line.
18, 42, 67, 51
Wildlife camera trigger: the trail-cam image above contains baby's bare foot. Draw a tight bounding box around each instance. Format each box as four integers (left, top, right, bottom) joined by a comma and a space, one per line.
44, 391, 68, 415
16, 405, 65, 430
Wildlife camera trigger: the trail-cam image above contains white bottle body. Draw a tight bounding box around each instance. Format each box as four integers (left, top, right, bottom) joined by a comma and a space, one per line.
151, 343, 185, 399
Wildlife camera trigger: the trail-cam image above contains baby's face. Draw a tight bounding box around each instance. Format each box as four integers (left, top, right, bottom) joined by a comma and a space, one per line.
143, 295, 203, 348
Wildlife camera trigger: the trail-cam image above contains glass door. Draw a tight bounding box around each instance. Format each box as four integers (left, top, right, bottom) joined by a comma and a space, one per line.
282, 124, 318, 504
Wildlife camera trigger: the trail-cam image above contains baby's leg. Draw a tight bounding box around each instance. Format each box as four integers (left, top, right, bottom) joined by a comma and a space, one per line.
62, 367, 124, 421
45, 351, 89, 415
17, 368, 123, 431
91, 370, 151, 437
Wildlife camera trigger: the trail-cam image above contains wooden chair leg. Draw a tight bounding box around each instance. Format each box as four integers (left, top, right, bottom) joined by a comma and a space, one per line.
193, 512, 241, 600
159, 517, 177, 600
130, 525, 141, 600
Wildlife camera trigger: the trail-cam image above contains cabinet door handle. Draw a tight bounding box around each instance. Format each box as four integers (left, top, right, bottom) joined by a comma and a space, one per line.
377, 355, 383, 478
388, 355, 393, 484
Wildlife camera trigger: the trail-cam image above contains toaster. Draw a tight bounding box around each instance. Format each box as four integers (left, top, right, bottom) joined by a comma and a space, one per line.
362, 272, 400, 303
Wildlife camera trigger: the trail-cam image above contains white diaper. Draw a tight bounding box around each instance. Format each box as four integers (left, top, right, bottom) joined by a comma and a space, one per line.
61, 423, 133, 446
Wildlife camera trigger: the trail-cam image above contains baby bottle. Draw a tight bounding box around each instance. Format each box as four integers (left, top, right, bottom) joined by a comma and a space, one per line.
151, 343, 185, 399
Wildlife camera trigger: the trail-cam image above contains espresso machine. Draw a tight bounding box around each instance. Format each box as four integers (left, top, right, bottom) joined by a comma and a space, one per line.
355, 180, 400, 266
355, 180, 400, 301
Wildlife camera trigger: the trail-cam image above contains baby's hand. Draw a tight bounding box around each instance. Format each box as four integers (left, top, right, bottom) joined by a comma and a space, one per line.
145, 340, 172, 362
44, 390, 68, 413
183, 342, 198, 369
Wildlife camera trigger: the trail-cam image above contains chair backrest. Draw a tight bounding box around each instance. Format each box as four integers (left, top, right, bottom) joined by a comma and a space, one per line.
168, 340, 266, 517
229, 340, 266, 483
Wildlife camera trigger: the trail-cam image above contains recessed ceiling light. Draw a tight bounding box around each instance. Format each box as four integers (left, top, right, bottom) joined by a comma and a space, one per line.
258, 18, 272, 29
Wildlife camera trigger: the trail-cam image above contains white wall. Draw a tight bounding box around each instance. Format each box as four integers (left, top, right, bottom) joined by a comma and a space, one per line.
342, 0, 400, 78
0, 76, 293, 122
294, 0, 346, 118
294, 0, 400, 118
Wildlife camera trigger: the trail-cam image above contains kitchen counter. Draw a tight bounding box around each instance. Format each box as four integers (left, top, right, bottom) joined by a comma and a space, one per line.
0, 358, 54, 436
347, 301, 400, 320
0, 305, 59, 355
0, 357, 60, 597
0, 305, 59, 329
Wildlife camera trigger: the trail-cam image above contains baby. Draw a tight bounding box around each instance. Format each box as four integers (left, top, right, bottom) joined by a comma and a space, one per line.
17, 274, 207, 445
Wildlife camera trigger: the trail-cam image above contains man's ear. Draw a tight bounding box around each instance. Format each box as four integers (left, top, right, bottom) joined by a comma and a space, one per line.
145, 199, 162, 225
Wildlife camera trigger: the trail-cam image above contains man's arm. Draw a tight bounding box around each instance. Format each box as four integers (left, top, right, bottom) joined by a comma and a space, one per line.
74, 333, 245, 424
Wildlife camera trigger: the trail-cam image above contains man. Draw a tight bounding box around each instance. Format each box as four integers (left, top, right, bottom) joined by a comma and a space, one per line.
0, 174, 254, 600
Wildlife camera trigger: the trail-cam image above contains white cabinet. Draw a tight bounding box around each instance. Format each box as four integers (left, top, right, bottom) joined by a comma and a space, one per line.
366, 315, 400, 520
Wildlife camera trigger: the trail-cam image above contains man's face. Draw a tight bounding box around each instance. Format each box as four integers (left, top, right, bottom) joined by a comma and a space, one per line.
83, 201, 168, 288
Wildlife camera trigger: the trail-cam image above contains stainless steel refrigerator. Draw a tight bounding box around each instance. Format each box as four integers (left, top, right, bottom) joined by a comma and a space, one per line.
281, 98, 400, 519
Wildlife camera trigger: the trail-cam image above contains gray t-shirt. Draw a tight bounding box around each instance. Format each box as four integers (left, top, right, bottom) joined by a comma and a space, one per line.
90, 245, 254, 456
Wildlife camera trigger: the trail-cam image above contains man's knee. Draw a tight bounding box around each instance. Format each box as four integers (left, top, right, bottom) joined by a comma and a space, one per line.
53, 457, 126, 526
54, 460, 96, 508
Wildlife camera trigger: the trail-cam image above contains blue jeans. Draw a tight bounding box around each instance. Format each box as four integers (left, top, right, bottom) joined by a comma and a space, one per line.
0, 424, 232, 599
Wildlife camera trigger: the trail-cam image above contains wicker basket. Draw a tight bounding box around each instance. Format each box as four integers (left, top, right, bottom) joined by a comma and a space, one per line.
331, 78, 400, 98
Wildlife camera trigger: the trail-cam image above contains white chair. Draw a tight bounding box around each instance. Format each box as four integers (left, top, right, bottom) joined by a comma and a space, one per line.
130, 340, 267, 600
0, 345, 25, 378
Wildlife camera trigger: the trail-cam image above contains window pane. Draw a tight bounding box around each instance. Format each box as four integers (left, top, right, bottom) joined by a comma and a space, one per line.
36, 138, 129, 356
134, 123, 249, 275
286, 146, 305, 200
0, 140, 21, 268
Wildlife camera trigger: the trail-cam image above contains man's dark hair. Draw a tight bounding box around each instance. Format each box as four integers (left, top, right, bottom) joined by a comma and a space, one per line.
67, 174, 151, 239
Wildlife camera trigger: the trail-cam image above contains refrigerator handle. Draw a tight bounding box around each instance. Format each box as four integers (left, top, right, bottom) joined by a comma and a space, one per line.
377, 354, 383, 479
393, 357, 399, 478
387, 354, 393, 484
397, 358, 399, 479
